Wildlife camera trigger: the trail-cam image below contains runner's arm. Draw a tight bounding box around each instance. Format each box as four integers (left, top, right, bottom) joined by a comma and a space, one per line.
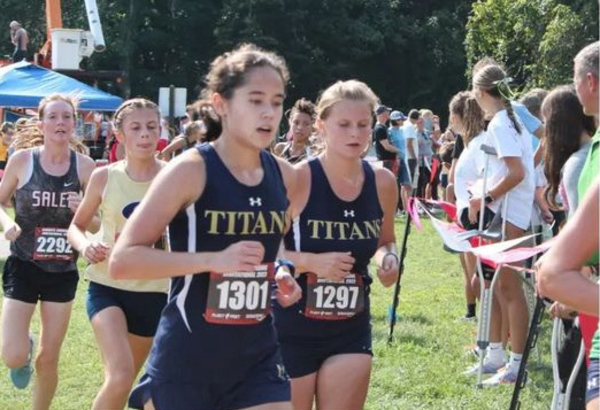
0, 150, 24, 234
68, 167, 108, 263
279, 160, 355, 281
77, 154, 101, 233
373, 166, 399, 287
109, 150, 265, 279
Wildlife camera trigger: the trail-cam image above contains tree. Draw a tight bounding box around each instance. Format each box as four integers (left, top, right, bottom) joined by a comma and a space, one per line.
465, 0, 599, 91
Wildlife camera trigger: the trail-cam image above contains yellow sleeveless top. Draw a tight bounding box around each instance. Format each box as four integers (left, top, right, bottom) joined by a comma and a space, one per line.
85, 161, 169, 293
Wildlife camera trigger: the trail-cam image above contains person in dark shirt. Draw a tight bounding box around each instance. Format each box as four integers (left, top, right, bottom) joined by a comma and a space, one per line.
372, 105, 397, 171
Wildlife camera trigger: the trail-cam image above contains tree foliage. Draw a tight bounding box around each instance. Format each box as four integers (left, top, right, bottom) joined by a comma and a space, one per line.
465, 0, 598, 91
0, 0, 597, 119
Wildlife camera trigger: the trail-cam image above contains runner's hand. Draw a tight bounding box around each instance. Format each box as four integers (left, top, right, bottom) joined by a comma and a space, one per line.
83, 241, 110, 264
377, 253, 399, 288
211, 241, 265, 273
275, 270, 302, 307
3, 222, 21, 241
309, 252, 355, 282
67, 192, 82, 213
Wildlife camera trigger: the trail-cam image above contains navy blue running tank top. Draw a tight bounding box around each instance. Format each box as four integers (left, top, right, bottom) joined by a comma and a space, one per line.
12, 147, 80, 272
146, 143, 289, 384
274, 158, 382, 337
285, 158, 382, 280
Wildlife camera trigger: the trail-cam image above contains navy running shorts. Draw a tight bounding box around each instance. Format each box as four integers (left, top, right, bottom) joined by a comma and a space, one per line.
86, 281, 167, 337
2, 255, 78, 303
587, 358, 599, 405
279, 323, 373, 378
128, 350, 291, 410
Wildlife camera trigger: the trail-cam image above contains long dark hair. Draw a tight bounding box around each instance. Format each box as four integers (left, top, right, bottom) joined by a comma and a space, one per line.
542, 85, 596, 209
197, 43, 289, 141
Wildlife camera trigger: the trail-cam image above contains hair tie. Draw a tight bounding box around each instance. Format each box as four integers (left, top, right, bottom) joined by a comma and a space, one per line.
492, 77, 516, 100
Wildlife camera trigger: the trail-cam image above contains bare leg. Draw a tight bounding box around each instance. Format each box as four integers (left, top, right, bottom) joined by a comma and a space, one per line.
462, 253, 477, 305
32, 301, 73, 410
316, 354, 371, 410
496, 223, 529, 354
91, 307, 153, 410
1, 298, 36, 368
289, 372, 317, 410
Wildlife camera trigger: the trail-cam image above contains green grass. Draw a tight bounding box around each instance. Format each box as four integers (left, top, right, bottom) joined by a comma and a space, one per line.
0, 219, 554, 410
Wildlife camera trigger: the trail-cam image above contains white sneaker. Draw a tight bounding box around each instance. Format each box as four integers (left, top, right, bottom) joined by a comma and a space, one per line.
482, 365, 518, 386
463, 357, 506, 376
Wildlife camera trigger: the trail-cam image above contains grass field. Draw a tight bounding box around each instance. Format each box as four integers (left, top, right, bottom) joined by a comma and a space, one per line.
0, 219, 554, 410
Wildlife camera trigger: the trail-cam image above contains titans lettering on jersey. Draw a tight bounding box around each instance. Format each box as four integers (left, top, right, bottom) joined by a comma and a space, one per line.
305, 218, 381, 240
31, 191, 71, 208
204, 210, 286, 236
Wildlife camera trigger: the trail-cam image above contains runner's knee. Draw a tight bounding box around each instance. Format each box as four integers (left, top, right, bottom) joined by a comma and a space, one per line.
35, 348, 60, 375
1, 346, 28, 369
106, 365, 137, 395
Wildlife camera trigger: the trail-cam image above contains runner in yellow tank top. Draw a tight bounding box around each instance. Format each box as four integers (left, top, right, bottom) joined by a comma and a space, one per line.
67, 99, 168, 410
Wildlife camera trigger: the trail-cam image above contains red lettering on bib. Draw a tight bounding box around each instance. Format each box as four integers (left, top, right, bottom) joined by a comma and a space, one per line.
305, 273, 365, 320
33, 227, 74, 261
205, 263, 274, 325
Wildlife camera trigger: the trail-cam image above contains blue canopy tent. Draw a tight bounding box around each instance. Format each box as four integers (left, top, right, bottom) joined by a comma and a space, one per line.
0, 62, 122, 111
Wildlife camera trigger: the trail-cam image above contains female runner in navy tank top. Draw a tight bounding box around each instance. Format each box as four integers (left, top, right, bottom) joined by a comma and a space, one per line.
273, 80, 399, 410
109, 44, 301, 410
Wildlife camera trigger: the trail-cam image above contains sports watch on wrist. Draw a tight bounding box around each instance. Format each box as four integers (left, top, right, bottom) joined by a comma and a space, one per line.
484, 192, 495, 204
275, 259, 296, 277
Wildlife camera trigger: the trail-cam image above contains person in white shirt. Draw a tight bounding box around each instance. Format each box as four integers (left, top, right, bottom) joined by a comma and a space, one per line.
468, 62, 535, 386
448, 91, 487, 321
402, 109, 420, 187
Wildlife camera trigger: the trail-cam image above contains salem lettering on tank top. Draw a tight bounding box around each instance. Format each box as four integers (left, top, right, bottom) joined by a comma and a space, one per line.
12, 147, 80, 272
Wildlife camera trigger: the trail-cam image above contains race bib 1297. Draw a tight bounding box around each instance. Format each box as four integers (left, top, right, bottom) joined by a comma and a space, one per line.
305, 273, 365, 320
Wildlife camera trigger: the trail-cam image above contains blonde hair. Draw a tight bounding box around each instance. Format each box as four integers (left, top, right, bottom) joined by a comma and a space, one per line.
448, 91, 485, 146
12, 94, 86, 153
315, 80, 379, 120
420, 109, 434, 119
113, 98, 160, 132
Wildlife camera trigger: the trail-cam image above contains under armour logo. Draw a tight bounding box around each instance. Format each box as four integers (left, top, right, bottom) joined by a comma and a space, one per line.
588, 377, 599, 390
249, 197, 262, 207
344, 210, 355, 218
276, 363, 288, 381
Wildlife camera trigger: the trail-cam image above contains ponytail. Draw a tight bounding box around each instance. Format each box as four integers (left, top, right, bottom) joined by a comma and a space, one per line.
193, 101, 222, 142
502, 98, 522, 134
448, 91, 485, 146
462, 95, 486, 144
